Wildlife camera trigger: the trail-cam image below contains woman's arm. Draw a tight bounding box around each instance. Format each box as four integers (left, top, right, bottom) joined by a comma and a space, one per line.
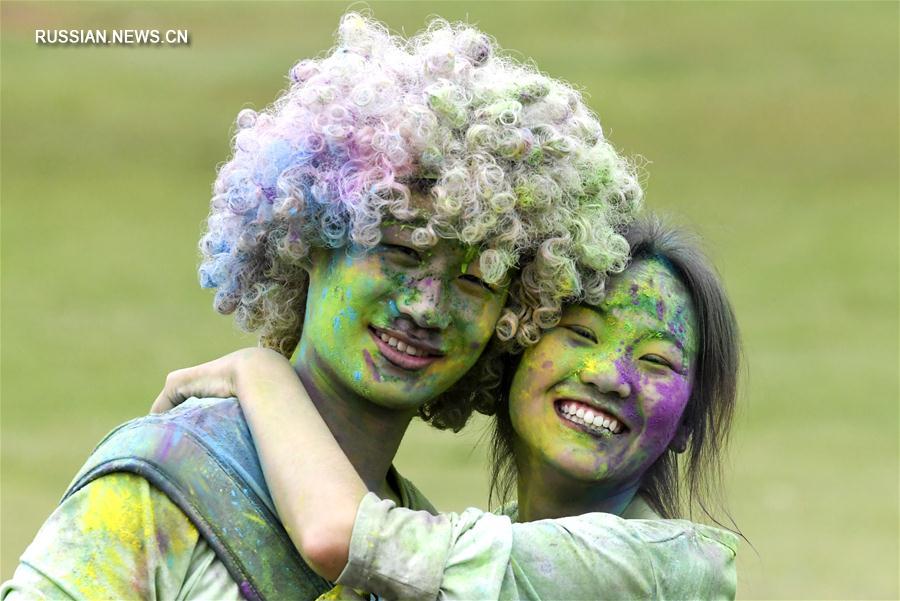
335, 496, 737, 601
153, 350, 737, 600
153, 348, 366, 580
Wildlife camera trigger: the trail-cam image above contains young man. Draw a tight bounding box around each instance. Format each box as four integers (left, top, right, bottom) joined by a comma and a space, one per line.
2, 13, 641, 600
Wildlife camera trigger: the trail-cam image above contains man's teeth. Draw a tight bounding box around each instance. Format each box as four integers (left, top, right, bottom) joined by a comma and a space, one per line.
379, 332, 427, 357
559, 402, 622, 434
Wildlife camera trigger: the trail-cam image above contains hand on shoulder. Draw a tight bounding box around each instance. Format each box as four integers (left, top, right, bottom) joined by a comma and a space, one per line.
151, 347, 293, 413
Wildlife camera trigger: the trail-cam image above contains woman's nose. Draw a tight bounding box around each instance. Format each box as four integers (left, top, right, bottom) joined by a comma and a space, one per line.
395, 277, 452, 330
578, 357, 631, 398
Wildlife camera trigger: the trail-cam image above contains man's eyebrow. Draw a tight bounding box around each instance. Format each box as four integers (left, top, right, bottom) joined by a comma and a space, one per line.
575, 303, 606, 319
380, 223, 421, 241
381, 219, 429, 233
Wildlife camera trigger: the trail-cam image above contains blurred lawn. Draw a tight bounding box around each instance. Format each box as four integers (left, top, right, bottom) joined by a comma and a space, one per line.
1, 2, 897, 598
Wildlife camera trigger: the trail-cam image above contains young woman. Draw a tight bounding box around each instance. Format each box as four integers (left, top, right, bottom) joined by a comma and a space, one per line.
153, 216, 741, 600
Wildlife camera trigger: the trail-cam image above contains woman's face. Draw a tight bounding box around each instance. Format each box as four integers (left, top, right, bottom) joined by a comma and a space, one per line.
302, 221, 508, 410
509, 258, 697, 490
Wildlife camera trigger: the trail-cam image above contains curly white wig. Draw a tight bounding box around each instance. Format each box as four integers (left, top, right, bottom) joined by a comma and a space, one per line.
200, 13, 642, 383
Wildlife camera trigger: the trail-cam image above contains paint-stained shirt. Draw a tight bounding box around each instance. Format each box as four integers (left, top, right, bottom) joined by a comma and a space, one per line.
1, 472, 243, 600
336, 492, 738, 601
2, 468, 435, 600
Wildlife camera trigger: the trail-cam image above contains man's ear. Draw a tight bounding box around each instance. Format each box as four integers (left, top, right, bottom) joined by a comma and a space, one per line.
669, 423, 691, 454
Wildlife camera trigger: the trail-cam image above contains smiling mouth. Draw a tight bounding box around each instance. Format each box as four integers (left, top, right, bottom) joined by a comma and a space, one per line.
554, 400, 627, 437
369, 326, 443, 371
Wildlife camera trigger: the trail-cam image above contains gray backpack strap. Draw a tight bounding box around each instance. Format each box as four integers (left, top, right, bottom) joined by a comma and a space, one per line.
64, 397, 332, 601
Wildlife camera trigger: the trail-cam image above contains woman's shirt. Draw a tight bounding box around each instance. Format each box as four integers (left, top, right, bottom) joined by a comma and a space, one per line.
336, 493, 738, 601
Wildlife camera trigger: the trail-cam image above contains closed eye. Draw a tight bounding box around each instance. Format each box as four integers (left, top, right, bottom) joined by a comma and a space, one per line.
458, 273, 495, 292
640, 354, 675, 370
382, 244, 421, 262
564, 324, 597, 343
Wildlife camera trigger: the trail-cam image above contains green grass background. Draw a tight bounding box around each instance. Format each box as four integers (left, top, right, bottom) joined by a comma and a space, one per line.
2, 2, 897, 598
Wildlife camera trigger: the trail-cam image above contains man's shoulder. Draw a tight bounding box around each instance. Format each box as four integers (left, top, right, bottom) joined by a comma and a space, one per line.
65, 396, 259, 504
103, 396, 247, 446
58, 397, 332, 600
3, 471, 218, 600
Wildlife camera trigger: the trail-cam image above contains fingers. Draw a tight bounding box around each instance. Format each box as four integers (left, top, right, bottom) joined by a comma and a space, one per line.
150, 368, 192, 414
150, 391, 176, 414
150, 356, 242, 414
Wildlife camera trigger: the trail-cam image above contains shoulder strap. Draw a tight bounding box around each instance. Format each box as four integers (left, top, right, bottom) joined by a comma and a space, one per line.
63, 397, 332, 601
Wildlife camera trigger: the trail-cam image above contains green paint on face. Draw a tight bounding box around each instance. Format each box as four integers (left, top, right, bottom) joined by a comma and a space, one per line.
299, 225, 509, 410
509, 258, 697, 494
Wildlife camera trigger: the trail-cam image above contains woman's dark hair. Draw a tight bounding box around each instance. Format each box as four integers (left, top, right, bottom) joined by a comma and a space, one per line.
488, 214, 741, 524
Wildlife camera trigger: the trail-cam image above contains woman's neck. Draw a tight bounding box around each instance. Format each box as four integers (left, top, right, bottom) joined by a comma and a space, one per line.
515, 448, 640, 521
293, 341, 415, 502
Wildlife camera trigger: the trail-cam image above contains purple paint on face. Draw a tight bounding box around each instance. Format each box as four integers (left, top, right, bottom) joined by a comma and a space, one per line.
362, 349, 381, 382
654, 370, 692, 406
508, 258, 698, 491
614, 356, 638, 390
302, 220, 508, 411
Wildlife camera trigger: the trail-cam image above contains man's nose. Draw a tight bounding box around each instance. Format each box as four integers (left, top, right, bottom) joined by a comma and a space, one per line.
579, 356, 632, 398
395, 276, 453, 330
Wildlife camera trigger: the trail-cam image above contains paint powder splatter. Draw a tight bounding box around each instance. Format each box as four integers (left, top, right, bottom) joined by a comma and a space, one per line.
362, 350, 381, 382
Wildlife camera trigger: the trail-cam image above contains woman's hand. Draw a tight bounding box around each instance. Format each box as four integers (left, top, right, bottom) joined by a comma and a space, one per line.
151, 347, 291, 413
152, 345, 364, 581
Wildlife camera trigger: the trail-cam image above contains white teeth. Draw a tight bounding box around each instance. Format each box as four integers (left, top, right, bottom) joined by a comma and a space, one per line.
559, 403, 621, 435
377, 331, 427, 357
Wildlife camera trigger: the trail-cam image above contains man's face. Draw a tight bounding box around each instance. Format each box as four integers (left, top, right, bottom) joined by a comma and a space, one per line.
301, 222, 509, 410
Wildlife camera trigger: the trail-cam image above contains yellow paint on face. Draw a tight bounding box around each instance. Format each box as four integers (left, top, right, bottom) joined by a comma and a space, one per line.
509, 259, 698, 492
580, 356, 601, 375
300, 223, 509, 410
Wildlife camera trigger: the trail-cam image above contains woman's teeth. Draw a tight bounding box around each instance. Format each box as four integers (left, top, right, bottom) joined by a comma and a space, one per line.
559, 402, 622, 435
379, 332, 427, 357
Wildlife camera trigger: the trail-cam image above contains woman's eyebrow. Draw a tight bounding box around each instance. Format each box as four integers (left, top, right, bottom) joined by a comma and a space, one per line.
634, 329, 686, 351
